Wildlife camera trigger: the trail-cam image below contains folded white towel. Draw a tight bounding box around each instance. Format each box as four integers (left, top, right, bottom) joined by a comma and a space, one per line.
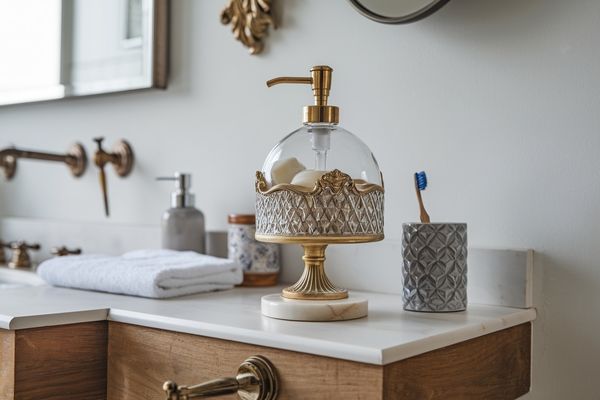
37, 249, 243, 299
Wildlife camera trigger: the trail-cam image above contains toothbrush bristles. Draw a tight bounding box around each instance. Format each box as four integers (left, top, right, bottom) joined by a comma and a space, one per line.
415, 171, 428, 191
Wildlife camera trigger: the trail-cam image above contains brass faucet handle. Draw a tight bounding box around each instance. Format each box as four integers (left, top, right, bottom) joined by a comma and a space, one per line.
93, 137, 116, 167
92, 138, 134, 217
51, 246, 82, 257
92, 137, 134, 176
93, 137, 106, 159
93, 136, 112, 216
93, 136, 105, 147
98, 164, 110, 217
163, 356, 278, 400
8, 241, 41, 269
10, 241, 41, 251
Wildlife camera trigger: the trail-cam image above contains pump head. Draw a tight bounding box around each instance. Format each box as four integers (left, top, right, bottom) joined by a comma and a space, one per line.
156, 172, 195, 208
266, 65, 339, 124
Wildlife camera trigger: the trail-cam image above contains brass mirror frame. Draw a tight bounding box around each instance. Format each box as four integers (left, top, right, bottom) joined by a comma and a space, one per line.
347, 0, 450, 24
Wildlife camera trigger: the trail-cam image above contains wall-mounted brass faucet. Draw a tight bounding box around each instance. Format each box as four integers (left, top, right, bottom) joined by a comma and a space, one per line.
93, 137, 134, 217
0, 143, 87, 180
0, 241, 10, 265
8, 241, 40, 269
51, 246, 82, 257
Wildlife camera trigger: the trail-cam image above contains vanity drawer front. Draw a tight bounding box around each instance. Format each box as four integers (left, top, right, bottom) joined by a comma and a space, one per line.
107, 322, 383, 400
107, 321, 531, 400
1, 322, 107, 400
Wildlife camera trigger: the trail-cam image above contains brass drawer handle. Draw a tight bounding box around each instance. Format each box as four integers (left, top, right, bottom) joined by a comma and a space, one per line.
163, 355, 279, 400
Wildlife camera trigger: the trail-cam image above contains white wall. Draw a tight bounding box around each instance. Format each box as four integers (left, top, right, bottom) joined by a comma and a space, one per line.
0, 0, 599, 397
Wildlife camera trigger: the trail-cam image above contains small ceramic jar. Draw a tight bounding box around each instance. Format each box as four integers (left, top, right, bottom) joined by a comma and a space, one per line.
228, 214, 280, 286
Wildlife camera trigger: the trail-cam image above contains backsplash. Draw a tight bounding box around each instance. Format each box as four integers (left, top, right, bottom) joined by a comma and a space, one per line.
0, 216, 537, 310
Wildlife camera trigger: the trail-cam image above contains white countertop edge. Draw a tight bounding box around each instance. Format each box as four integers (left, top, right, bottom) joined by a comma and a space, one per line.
108, 308, 383, 364
0, 315, 13, 330
7, 309, 110, 330
0, 281, 538, 366
0, 305, 538, 365
380, 307, 537, 365
108, 307, 537, 366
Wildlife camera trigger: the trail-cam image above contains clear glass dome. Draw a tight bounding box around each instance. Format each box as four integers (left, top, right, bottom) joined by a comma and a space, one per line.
261, 123, 382, 189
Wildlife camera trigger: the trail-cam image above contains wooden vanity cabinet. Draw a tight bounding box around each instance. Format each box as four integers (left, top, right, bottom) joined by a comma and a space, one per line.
0, 321, 531, 399
0, 322, 107, 400
107, 322, 531, 400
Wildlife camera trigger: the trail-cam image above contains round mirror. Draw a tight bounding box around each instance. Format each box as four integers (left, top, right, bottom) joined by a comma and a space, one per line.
348, 0, 450, 24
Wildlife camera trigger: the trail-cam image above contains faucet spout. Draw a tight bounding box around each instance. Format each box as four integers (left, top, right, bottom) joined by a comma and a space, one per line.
0, 143, 87, 180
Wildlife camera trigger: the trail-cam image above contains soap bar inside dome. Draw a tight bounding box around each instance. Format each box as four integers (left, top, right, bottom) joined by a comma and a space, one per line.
290, 169, 327, 188
270, 157, 306, 185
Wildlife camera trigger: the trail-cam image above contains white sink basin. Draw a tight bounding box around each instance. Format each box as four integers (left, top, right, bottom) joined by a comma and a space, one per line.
0, 267, 45, 288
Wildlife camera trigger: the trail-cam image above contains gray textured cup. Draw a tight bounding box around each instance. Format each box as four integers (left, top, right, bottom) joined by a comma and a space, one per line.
402, 223, 468, 312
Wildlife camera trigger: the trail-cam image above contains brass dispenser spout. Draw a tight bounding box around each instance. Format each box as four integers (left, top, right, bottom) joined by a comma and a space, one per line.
266, 65, 339, 124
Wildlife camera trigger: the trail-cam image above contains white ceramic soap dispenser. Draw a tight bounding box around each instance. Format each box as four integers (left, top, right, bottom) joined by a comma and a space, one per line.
157, 172, 206, 253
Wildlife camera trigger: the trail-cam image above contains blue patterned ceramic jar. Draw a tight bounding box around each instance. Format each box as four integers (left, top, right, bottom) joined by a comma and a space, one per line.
228, 214, 280, 286
402, 223, 467, 312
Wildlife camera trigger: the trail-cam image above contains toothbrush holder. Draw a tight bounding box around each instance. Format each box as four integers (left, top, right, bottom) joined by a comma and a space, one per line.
402, 223, 468, 312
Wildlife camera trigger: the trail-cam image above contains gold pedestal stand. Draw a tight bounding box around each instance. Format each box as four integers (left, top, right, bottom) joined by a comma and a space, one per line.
256, 235, 383, 321
257, 236, 382, 322
283, 244, 346, 300
256, 235, 383, 302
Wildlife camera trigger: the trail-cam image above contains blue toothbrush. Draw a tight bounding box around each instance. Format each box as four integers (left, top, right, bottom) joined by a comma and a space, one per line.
414, 171, 431, 223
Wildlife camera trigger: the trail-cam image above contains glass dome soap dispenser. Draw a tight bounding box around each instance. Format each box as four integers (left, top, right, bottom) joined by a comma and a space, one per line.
256, 65, 385, 321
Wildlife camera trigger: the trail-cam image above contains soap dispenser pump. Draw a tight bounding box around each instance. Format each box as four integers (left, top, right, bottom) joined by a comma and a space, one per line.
157, 172, 206, 254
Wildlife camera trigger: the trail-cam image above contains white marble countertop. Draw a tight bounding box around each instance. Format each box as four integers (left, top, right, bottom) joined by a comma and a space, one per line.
0, 284, 535, 365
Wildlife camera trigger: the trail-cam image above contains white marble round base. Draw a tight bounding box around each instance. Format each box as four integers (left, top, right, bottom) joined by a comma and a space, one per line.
261, 294, 368, 322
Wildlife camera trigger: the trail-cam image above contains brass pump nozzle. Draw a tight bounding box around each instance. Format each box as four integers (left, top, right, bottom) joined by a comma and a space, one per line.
266, 65, 339, 124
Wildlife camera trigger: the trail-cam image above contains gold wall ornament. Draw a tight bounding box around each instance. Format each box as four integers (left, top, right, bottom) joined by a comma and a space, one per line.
221, 0, 275, 55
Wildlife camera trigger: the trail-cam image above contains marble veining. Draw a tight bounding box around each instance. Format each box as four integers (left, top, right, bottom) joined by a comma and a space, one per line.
261, 294, 368, 321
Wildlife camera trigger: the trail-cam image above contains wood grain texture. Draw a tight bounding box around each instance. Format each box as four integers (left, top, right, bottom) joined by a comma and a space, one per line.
13, 321, 108, 400
0, 329, 15, 399
152, 0, 169, 88
1, 320, 531, 400
108, 322, 531, 400
107, 322, 383, 400
383, 323, 531, 399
